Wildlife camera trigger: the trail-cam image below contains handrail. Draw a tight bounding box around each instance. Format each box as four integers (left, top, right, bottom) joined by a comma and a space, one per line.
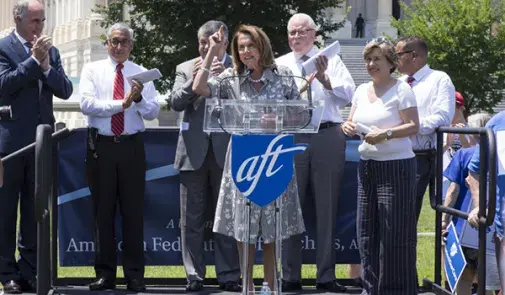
433, 126, 496, 295
35, 125, 52, 295
1, 128, 74, 163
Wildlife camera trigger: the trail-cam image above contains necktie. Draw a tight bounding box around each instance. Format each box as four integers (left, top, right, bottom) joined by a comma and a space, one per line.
407, 76, 415, 87
299, 55, 311, 100
24, 42, 32, 55
111, 63, 124, 136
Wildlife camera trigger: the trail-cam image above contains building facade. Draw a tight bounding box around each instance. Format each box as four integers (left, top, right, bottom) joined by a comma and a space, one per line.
0, 0, 406, 127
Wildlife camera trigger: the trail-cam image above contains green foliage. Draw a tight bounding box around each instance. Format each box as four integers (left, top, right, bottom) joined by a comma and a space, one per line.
94, 0, 345, 97
391, 0, 505, 115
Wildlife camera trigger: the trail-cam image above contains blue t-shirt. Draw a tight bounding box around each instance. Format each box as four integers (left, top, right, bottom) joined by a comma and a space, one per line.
468, 111, 505, 237
443, 147, 476, 227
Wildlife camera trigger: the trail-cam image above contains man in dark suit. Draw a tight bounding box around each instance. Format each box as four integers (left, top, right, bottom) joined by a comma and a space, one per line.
170, 20, 241, 292
0, 0, 72, 293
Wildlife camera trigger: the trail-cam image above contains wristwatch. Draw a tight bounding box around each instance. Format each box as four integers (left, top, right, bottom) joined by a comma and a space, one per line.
385, 129, 393, 140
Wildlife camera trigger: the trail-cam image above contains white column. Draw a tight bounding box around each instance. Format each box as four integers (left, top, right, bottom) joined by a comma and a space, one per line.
376, 0, 397, 38
90, 0, 105, 20
327, 4, 352, 39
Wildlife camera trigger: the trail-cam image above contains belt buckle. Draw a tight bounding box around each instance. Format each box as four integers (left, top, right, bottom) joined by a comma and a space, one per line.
113, 136, 121, 143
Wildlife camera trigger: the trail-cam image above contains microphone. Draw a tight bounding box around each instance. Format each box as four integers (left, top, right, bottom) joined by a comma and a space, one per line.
271, 65, 314, 110
271, 65, 314, 131
213, 68, 252, 134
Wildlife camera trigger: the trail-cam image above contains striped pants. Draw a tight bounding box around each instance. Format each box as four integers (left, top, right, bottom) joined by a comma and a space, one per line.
357, 158, 418, 295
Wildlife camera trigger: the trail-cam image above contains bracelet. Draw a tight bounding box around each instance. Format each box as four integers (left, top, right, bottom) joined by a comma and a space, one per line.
200, 66, 211, 73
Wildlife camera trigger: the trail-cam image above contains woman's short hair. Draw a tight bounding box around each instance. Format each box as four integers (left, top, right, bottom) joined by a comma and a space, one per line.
467, 112, 492, 128
230, 24, 275, 73
363, 38, 397, 74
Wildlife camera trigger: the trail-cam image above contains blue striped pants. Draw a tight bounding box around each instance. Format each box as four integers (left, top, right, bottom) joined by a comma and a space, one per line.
357, 158, 418, 295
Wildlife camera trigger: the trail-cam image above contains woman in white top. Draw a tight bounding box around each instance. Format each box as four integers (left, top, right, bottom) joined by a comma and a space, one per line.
341, 37, 420, 295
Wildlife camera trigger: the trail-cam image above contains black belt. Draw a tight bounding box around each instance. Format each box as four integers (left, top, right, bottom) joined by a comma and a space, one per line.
414, 148, 436, 157
98, 133, 140, 144
319, 122, 339, 130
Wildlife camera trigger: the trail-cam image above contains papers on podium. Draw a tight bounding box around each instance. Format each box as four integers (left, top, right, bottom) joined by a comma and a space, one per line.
126, 68, 162, 85
301, 40, 341, 74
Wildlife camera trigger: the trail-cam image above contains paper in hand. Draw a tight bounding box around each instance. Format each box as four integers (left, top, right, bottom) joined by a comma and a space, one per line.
301, 40, 341, 74
126, 68, 162, 85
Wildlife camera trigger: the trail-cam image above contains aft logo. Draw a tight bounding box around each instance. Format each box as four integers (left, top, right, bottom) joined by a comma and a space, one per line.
231, 134, 306, 207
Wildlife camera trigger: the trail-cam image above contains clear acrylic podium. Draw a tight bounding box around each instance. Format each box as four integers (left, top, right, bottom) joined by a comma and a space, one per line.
204, 98, 324, 294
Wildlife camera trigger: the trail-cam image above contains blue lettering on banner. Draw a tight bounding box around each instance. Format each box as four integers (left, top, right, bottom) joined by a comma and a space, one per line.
57, 129, 361, 266
444, 222, 468, 292
231, 134, 306, 207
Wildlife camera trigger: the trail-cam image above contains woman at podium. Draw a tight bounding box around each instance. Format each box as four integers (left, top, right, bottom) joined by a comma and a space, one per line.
192, 24, 305, 292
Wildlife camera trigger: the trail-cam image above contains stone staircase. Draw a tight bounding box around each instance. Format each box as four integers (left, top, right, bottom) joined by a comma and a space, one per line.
329, 38, 370, 119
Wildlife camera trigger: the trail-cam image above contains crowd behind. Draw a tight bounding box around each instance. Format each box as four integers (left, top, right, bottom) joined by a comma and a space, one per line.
0, 0, 504, 295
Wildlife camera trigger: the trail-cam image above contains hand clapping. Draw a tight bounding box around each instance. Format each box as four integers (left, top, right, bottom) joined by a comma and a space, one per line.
122, 79, 144, 109
31, 35, 52, 71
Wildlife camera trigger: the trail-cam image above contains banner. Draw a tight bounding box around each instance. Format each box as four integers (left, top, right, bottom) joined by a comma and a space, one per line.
58, 128, 360, 266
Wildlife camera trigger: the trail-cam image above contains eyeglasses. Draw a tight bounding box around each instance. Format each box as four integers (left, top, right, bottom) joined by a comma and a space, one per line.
108, 38, 132, 47
373, 36, 392, 45
396, 50, 413, 57
288, 29, 314, 37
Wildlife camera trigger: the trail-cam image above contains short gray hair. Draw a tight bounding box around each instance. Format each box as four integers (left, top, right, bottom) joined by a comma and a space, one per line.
107, 23, 134, 42
467, 112, 492, 128
197, 20, 228, 40
13, 0, 41, 19
287, 13, 317, 31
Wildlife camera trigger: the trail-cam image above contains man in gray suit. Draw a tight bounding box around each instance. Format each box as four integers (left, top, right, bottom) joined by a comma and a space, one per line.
170, 20, 241, 292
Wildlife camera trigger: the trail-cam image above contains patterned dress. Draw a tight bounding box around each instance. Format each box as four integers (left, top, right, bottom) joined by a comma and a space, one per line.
209, 66, 306, 244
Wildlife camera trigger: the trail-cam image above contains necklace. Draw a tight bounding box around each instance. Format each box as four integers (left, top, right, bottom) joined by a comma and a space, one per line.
249, 75, 263, 83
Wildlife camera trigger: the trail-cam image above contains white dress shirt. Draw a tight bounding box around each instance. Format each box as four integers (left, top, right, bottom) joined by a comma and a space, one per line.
276, 48, 355, 123
400, 64, 455, 150
79, 57, 160, 136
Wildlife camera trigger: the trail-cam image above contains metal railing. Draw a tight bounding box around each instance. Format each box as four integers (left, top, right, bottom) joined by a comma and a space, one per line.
423, 127, 496, 295
1, 125, 74, 295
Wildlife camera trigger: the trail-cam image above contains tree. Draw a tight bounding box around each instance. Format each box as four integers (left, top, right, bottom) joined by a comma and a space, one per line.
95, 0, 346, 98
391, 0, 505, 116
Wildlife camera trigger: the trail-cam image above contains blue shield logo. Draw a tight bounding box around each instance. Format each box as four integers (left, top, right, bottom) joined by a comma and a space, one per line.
231, 134, 306, 207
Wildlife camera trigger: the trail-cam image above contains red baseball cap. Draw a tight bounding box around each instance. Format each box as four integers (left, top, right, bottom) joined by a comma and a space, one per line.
455, 92, 464, 107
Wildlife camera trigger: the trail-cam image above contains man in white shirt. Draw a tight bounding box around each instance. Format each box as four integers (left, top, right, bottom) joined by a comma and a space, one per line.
396, 36, 455, 222
276, 13, 355, 293
79, 23, 160, 293
170, 21, 241, 292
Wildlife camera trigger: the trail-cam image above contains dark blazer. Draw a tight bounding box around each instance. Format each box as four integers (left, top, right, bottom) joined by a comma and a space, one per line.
0, 31, 73, 154
170, 55, 232, 171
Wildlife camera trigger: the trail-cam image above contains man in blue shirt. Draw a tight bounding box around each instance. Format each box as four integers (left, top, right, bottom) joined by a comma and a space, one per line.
467, 111, 505, 292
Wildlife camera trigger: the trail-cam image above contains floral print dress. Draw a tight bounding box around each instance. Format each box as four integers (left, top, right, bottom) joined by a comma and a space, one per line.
208, 66, 306, 244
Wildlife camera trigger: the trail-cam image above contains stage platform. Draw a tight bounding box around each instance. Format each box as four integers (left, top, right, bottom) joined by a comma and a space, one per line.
5, 286, 437, 295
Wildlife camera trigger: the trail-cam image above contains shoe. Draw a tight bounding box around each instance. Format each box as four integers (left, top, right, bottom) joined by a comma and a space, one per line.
126, 279, 146, 293
2, 280, 22, 294
19, 278, 37, 292
186, 280, 203, 291
88, 277, 116, 291
316, 280, 347, 292
219, 281, 241, 292
282, 280, 303, 291
351, 277, 362, 288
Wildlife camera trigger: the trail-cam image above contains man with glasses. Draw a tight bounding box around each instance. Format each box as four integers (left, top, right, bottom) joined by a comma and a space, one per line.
170, 20, 241, 292
276, 13, 355, 293
396, 36, 455, 291
79, 22, 160, 292
395, 36, 455, 221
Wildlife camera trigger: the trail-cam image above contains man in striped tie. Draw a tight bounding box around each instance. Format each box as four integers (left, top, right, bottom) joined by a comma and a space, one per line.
79, 23, 160, 293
